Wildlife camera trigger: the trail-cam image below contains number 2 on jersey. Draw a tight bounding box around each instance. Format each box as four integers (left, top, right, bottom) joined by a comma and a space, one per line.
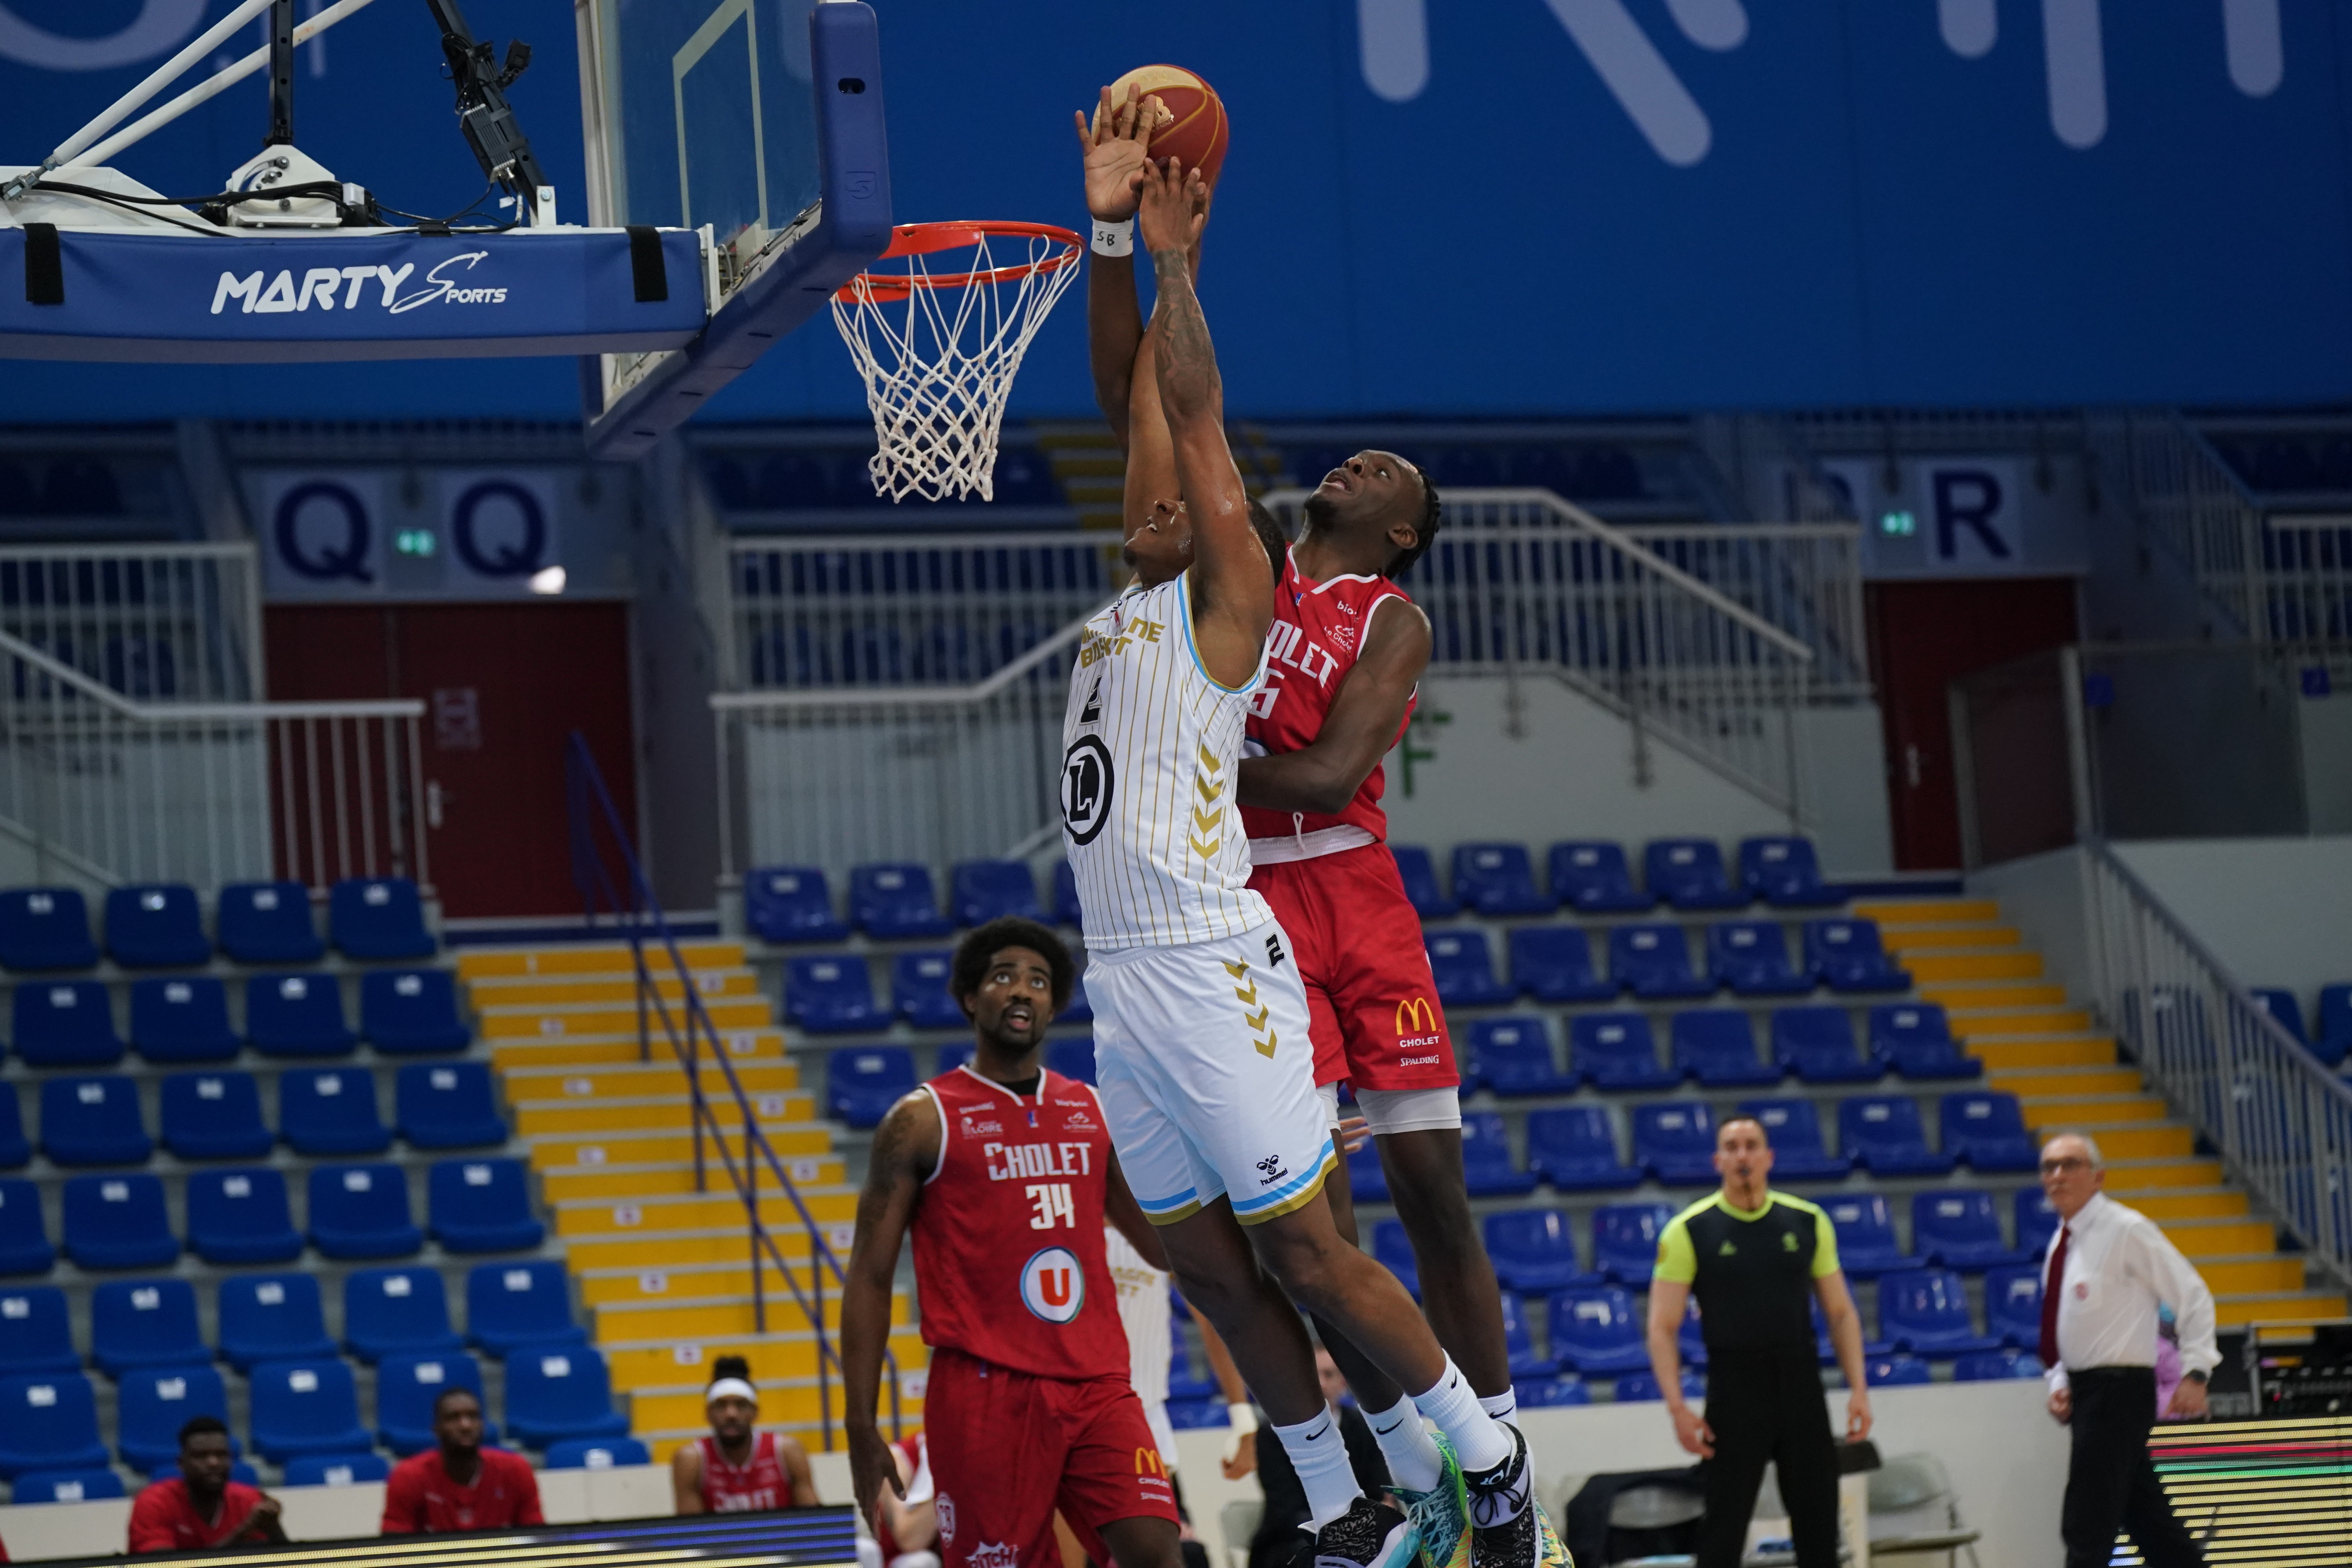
1026, 1182, 1076, 1229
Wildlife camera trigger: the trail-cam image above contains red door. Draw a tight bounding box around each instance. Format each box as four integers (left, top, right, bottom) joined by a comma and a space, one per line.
265, 603, 637, 918
1864, 579, 2079, 871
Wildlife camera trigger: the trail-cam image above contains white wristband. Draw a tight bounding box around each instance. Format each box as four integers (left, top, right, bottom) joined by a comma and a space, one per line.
1090, 217, 1134, 257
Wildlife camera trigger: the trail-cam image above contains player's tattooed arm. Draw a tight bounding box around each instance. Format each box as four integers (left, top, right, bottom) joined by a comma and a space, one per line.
842, 1089, 940, 1530
1238, 597, 1433, 814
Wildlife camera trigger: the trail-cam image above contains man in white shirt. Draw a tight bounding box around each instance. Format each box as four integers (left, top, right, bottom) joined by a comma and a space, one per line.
2037, 1130, 2216, 1568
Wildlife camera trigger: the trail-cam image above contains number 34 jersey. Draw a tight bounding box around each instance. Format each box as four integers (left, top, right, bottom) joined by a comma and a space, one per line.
909, 1064, 1131, 1381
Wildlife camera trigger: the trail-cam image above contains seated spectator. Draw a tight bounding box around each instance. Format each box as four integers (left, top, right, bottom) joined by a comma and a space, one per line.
129, 1416, 287, 1553
1248, 1347, 1391, 1568
673, 1355, 818, 1513
381, 1388, 543, 1534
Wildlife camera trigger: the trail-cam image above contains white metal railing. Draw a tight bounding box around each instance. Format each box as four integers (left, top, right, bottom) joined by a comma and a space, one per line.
2080, 840, 2352, 1281
2255, 513, 2352, 655
2090, 414, 2264, 641
713, 613, 1094, 884
1618, 523, 1868, 695
0, 631, 424, 892
728, 531, 1122, 689
1692, 413, 1857, 524
0, 543, 263, 703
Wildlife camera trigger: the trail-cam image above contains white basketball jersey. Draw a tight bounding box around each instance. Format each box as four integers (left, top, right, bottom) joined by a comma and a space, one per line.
1103, 1225, 1172, 1407
1061, 574, 1272, 949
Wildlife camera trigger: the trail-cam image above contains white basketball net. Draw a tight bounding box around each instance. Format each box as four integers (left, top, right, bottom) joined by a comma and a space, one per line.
832, 227, 1082, 503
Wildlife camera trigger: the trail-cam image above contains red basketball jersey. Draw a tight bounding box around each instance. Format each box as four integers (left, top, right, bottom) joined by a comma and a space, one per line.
909, 1065, 1128, 1381
1240, 552, 1417, 853
698, 1432, 790, 1512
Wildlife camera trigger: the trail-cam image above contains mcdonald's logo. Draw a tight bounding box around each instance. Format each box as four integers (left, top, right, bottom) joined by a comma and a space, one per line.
1394, 996, 1437, 1038
1134, 1447, 1166, 1477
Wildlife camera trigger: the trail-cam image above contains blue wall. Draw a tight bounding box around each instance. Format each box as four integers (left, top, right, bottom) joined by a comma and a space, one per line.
3, 0, 2349, 423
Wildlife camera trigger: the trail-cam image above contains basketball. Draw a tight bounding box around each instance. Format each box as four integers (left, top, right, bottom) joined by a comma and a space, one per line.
1098, 64, 1229, 185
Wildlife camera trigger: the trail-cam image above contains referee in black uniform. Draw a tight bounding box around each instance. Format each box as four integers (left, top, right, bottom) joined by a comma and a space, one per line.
1646, 1113, 1872, 1568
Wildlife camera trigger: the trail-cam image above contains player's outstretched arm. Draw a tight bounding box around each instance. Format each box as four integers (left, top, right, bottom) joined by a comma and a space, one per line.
1076, 85, 1158, 450
1140, 157, 1269, 684
1238, 598, 1432, 814
841, 1089, 940, 1530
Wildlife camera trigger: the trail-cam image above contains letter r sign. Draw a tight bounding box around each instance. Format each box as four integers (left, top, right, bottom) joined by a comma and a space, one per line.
1931, 467, 2015, 563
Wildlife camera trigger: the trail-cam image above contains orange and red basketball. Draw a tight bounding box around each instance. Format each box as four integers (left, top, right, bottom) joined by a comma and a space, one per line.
1097, 64, 1229, 185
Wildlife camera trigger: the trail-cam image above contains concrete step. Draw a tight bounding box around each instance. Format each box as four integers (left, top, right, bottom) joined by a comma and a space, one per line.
601, 1328, 927, 1391
552, 1185, 858, 1237
1905, 951, 2046, 983
1920, 980, 2072, 1010
513, 1090, 814, 1136
579, 1259, 848, 1307
1849, 899, 2002, 925
2196, 1255, 2313, 1294
2149, 1215, 2276, 1258
566, 1225, 846, 1272
2098, 1157, 2225, 1192
631, 1380, 848, 1431
2016, 1093, 2171, 1127
1879, 925, 2020, 954
1985, 1065, 2145, 1098
488, 1028, 786, 1072
2214, 1290, 2348, 1327
468, 970, 762, 1007
1969, 1035, 2118, 1070
1951, 1007, 2094, 1036
477, 997, 775, 1040
2122, 1188, 2249, 1222
457, 942, 745, 980
593, 1289, 911, 1343
2031, 1121, 2194, 1160
526, 1127, 832, 1171
504, 1060, 802, 1100
541, 1155, 846, 1203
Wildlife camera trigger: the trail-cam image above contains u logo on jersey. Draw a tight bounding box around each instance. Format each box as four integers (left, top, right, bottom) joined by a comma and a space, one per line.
1020, 1246, 1085, 1322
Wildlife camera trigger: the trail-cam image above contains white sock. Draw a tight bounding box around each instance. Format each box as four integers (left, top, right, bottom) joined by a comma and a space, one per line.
1365, 1396, 1445, 1493
1272, 1406, 1363, 1531
1478, 1388, 1519, 1425
1410, 1357, 1514, 1475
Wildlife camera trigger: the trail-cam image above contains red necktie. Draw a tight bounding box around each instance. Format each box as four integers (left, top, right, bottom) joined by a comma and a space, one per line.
2039, 1225, 2071, 1368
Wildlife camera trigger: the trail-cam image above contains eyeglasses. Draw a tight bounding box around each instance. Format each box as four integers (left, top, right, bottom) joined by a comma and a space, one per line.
2039, 1156, 2092, 1175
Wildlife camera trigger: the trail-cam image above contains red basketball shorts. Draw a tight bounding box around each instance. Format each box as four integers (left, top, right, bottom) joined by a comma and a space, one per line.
923, 1347, 1177, 1568
1248, 842, 1460, 1093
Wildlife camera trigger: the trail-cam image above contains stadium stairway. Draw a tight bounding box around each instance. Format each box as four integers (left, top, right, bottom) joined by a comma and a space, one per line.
1032, 420, 1286, 534
457, 942, 926, 1458
1861, 896, 2344, 1327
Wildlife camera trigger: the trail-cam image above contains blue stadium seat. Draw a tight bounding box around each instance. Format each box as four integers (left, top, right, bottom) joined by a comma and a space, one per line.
280, 1067, 389, 1156
61, 1175, 175, 1279
1497, 1292, 1555, 1377
129, 978, 238, 1064
891, 951, 964, 1030
2016, 1189, 2060, 1256
1608, 925, 1714, 1001
0, 888, 98, 971
1940, 1091, 2037, 1171
307, 1163, 422, 1259
1671, 1011, 1782, 1088
361, 970, 470, 1056
2251, 988, 2307, 1045
1169, 1315, 1214, 1401
0, 1373, 110, 1477
0, 1178, 56, 1274
248, 1359, 374, 1462
149, 1459, 261, 1487
247, 973, 357, 1059
505, 1345, 630, 1446
91, 1278, 206, 1376
1424, 929, 1514, 1008
2316, 984, 2352, 1067
1739, 838, 1840, 908
1804, 919, 1910, 993
949, 860, 1046, 926
849, 864, 952, 939
1736, 1099, 1851, 1181
1468, 1017, 1578, 1096
934, 1043, 974, 1076
1879, 1269, 2001, 1356
1051, 861, 1085, 927
217, 1275, 336, 1373
1547, 1287, 1650, 1374
1514, 1374, 1592, 1409
282, 1452, 392, 1486
13, 1467, 128, 1502
1451, 844, 1554, 916
1461, 1113, 1537, 1197
1772, 1006, 1882, 1084
1822, 1194, 1920, 1278
1592, 1203, 1673, 1286
216, 882, 321, 965
1707, 922, 1813, 998
1612, 1370, 1704, 1403
0, 1086, 25, 1169
1507, 927, 1616, 1004
1864, 1354, 1933, 1387
1390, 846, 1458, 918
467, 1261, 586, 1357
1984, 1264, 2044, 1348
1571, 1013, 1677, 1091
1060, 975, 1094, 1025
378, 1350, 492, 1454
104, 885, 209, 969
1344, 1143, 1389, 1204
185, 1168, 301, 1265
545, 1436, 652, 1470
1643, 840, 1747, 911
828, 1047, 916, 1128
1547, 842, 1652, 914
329, 877, 435, 960
40, 1075, 151, 1166
0, 1286, 78, 1373
1838, 1096, 1953, 1176
1632, 1102, 1719, 1184
1871, 1004, 1980, 1081
1953, 1350, 2043, 1382
430, 1159, 543, 1254
14, 981, 123, 1067
1525, 1108, 1641, 1191
397, 1062, 506, 1149
1913, 1191, 2030, 1271
1484, 1209, 1595, 1291
788, 956, 883, 1034
345, 1266, 463, 1363
744, 866, 848, 944
160, 1072, 271, 1161
1047, 1038, 1097, 1086
1373, 1219, 1419, 1297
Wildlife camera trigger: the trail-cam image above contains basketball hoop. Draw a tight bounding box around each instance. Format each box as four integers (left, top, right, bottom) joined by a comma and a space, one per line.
833, 221, 1083, 503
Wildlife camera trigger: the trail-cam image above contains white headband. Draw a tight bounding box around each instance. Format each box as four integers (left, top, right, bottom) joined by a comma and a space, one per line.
706, 1377, 757, 1404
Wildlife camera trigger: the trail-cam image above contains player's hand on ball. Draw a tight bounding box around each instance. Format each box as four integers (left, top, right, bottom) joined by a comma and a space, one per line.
847, 1425, 902, 1530
1135, 157, 1208, 258
1074, 83, 1166, 221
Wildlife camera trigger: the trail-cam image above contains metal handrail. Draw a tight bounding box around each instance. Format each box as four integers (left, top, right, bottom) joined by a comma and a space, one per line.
713, 605, 1103, 713
564, 733, 900, 1449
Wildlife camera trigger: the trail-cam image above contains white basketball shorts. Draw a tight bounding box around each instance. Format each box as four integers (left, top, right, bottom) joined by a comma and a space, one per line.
1089, 920, 1335, 1227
